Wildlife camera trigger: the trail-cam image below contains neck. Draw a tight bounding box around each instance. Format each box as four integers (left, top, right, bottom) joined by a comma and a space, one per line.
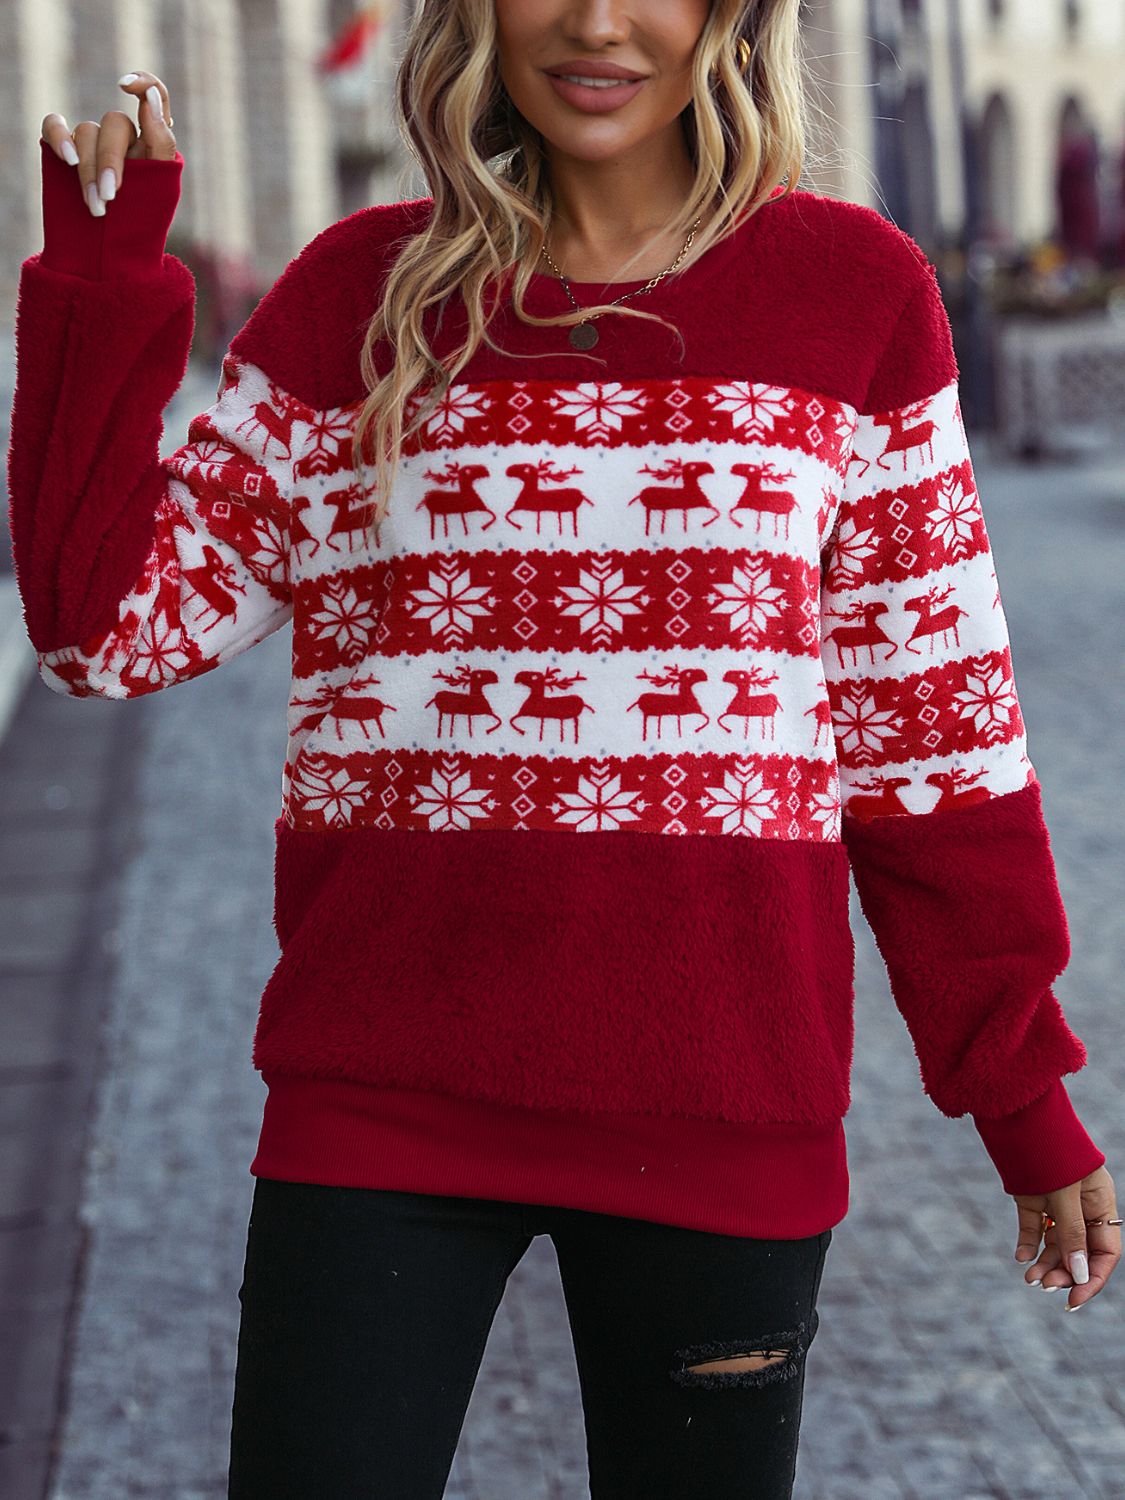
543, 129, 698, 271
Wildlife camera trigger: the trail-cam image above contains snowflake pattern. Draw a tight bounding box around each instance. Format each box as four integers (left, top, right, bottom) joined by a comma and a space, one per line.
926, 473, 980, 561
830, 688, 901, 764
951, 662, 1019, 743
823, 512, 880, 590
411, 758, 498, 830
553, 764, 645, 832
308, 575, 381, 662
298, 407, 357, 478
709, 383, 794, 440
807, 777, 842, 837
550, 383, 648, 442
555, 560, 648, 643
710, 560, 788, 646
131, 613, 196, 688
701, 762, 780, 835
291, 756, 371, 828
415, 385, 493, 447
406, 560, 495, 646
245, 514, 289, 589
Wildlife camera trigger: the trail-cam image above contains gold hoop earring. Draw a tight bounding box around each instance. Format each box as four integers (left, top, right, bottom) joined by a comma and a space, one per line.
736, 37, 752, 72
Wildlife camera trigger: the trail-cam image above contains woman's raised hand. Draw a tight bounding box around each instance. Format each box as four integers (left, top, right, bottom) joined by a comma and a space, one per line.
40, 70, 177, 219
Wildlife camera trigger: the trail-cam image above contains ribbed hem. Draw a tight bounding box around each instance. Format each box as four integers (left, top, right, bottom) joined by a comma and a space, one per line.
250, 1072, 849, 1240
972, 1077, 1106, 1196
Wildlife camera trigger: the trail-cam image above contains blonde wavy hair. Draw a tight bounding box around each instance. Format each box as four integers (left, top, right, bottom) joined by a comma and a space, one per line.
352, 0, 820, 543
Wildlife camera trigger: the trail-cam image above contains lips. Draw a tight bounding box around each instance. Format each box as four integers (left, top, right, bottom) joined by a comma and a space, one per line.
545, 72, 648, 113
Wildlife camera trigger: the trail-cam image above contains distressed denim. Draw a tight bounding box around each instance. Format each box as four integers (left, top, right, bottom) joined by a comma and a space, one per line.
228, 1177, 832, 1498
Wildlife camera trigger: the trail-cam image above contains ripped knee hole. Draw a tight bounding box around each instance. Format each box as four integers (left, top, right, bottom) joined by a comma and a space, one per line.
687, 1349, 789, 1374
670, 1322, 813, 1388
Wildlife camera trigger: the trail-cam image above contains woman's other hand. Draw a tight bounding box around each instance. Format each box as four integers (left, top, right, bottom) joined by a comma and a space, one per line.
1013, 1164, 1119, 1309
40, 70, 177, 219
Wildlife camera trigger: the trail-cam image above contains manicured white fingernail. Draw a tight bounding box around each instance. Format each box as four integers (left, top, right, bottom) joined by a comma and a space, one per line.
60, 138, 79, 166
119, 72, 139, 85
1069, 1252, 1089, 1284
98, 167, 116, 202
1043, 1284, 1061, 1292
146, 84, 164, 122
1025, 1276, 1042, 1287
1065, 1301, 1084, 1312
86, 180, 105, 217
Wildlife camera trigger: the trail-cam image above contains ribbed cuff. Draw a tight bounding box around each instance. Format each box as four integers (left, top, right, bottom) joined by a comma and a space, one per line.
972, 1076, 1106, 1197
38, 136, 184, 281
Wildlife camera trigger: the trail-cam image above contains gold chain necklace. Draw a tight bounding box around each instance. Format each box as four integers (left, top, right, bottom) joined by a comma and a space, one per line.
539, 215, 704, 350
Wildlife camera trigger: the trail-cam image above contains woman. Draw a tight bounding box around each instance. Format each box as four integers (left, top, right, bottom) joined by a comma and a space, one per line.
12, 1, 1119, 1495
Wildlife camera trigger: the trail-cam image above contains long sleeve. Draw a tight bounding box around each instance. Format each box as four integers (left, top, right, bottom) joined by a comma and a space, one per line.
7, 139, 319, 699
820, 258, 1105, 1197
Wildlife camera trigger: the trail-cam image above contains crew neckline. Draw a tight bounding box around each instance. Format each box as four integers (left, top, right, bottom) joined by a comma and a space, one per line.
527, 183, 789, 296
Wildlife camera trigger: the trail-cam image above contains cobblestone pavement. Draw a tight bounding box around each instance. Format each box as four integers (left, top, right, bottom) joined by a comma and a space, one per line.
2, 373, 1122, 1497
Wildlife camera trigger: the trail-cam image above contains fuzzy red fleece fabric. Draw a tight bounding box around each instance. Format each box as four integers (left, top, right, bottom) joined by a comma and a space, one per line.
5, 138, 1105, 1237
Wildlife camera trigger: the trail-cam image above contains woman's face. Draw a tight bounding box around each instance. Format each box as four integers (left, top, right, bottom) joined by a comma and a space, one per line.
494, 0, 713, 166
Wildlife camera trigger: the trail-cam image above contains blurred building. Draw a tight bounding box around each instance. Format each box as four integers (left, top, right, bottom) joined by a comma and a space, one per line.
809, 0, 1125, 260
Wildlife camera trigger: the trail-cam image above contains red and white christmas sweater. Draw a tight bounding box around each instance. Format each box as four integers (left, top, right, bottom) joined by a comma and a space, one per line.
8, 139, 1105, 1237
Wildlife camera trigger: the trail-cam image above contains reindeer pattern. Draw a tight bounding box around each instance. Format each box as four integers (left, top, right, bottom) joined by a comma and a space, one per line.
34, 362, 1035, 834
275, 374, 1033, 832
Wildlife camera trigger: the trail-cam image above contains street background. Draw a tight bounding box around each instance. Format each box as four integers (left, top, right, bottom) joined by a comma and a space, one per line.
2, 3, 1124, 1497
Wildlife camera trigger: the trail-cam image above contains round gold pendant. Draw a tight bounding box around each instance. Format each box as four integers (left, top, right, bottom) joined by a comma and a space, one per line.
569, 321, 599, 350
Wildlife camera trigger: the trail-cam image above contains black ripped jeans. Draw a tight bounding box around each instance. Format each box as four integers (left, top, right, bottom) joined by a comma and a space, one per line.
227, 1177, 833, 1499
